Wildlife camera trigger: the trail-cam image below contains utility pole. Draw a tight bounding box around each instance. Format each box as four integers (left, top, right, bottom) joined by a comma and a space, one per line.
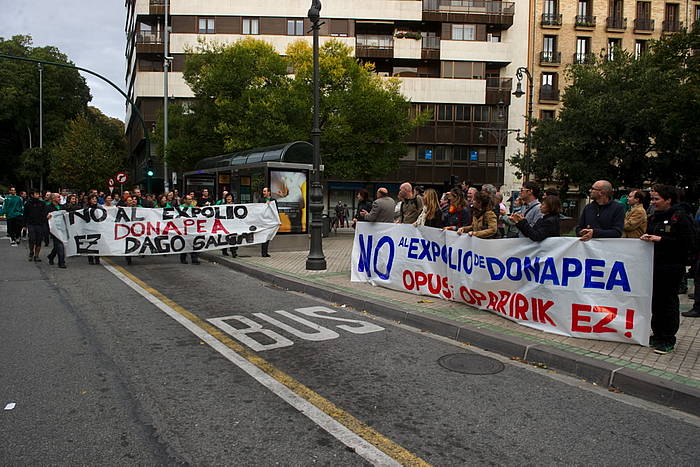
38, 63, 44, 193
163, 0, 171, 193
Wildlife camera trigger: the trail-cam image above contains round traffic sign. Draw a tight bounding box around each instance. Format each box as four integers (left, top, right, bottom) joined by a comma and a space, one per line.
115, 172, 128, 184
107, 178, 115, 187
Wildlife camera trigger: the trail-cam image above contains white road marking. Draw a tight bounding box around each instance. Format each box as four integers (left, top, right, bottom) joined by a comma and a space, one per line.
102, 263, 400, 466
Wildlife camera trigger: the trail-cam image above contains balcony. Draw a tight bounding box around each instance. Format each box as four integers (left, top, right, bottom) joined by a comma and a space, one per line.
662, 20, 682, 33
574, 15, 596, 29
422, 0, 515, 29
539, 86, 560, 102
606, 16, 627, 31
421, 36, 440, 60
573, 52, 594, 64
135, 31, 164, 54
485, 77, 512, 105
356, 35, 394, 58
541, 13, 562, 27
634, 18, 655, 33
539, 51, 561, 66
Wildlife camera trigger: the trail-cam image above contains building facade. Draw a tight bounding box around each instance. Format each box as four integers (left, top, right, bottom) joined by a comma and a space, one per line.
125, 0, 531, 200
531, 0, 697, 120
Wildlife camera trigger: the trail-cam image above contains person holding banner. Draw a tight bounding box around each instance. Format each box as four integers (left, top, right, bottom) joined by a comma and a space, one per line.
641, 185, 695, 354
46, 193, 67, 269
84, 195, 102, 265
511, 195, 561, 241
217, 192, 238, 258
457, 190, 497, 238
177, 195, 200, 264
576, 180, 624, 241
414, 189, 444, 228
443, 188, 471, 232
359, 187, 395, 224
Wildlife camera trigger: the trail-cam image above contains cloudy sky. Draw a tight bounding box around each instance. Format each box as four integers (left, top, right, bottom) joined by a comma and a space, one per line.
1, 0, 127, 120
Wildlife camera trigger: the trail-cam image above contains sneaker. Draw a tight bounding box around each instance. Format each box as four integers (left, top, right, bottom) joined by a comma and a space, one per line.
58, 264, 67, 269
681, 308, 700, 318
649, 335, 661, 347
10, 241, 16, 246
653, 343, 674, 355
33, 256, 41, 262
47, 257, 54, 265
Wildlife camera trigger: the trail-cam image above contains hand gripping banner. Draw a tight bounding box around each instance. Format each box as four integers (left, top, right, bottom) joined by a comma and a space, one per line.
49, 204, 280, 257
351, 223, 653, 345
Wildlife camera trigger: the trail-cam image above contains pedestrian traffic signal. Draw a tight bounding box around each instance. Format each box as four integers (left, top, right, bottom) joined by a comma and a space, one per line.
145, 160, 154, 177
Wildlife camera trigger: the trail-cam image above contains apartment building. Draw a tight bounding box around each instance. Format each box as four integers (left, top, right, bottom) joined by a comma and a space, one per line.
125, 0, 530, 198
532, 0, 697, 120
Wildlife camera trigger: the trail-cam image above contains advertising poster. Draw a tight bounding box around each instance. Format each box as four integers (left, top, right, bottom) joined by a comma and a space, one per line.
270, 170, 307, 233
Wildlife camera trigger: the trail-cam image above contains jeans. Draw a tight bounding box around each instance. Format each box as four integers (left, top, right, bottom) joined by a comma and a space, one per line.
47, 234, 66, 266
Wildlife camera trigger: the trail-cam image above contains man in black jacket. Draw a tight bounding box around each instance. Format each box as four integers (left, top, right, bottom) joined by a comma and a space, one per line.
23, 189, 50, 262
575, 180, 624, 241
641, 185, 695, 354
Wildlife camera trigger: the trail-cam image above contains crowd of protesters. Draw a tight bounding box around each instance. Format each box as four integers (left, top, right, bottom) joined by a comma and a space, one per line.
352, 179, 699, 355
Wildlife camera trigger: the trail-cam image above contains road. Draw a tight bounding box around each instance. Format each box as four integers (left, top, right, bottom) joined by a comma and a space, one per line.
1, 235, 699, 465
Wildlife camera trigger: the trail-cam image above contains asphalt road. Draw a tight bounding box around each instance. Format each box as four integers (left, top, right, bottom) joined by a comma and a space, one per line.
1, 236, 699, 465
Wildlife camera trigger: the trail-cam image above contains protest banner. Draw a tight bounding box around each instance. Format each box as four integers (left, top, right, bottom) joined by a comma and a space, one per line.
351, 223, 653, 345
49, 203, 280, 257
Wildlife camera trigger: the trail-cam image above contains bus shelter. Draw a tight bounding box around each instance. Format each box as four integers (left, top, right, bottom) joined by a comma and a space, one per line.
183, 141, 313, 234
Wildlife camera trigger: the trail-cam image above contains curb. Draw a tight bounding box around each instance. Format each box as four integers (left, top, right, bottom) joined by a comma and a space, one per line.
206, 254, 700, 417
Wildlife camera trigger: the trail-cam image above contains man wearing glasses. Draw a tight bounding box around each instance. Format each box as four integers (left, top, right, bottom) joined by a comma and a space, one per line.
575, 180, 624, 241
517, 181, 544, 238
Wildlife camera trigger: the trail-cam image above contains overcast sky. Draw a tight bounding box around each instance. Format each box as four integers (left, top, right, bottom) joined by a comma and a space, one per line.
1, 0, 127, 120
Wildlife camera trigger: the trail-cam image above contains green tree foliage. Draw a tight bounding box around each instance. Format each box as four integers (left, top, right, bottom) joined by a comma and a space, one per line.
49, 107, 127, 191
517, 24, 700, 191
169, 38, 424, 179
0, 35, 91, 187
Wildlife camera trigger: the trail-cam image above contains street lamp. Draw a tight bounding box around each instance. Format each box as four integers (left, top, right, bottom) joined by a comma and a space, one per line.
306, 0, 327, 271
513, 67, 534, 181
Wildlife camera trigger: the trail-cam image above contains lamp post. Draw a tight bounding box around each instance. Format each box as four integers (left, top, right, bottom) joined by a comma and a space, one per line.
306, 0, 326, 270
512, 67, 534, 181
163, 0, 171, 193
38, 63, 44, 193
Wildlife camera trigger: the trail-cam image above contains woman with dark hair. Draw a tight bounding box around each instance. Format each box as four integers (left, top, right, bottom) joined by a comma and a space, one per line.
352, 189, 371, 228
623, 189, 647, 239
157, 194, 171, 208
414, 188, 443, 228
512, 195, 561, 241
216, 192, 238, 257
443, 188, 471, 231
458, 190, 497, 238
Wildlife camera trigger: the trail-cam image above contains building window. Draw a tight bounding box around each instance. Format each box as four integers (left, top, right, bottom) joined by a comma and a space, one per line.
473, 106, 491, 122
543, 0, 559, 23
455, 105, 472, 121
543, 35, 557, 61
330, 19, 349, 37
487, 32, 501, 42
608, 38, 621, 60
417, 145, 434, 162
696, 4, 700, 23
437, 104, 453, 121
636, 1, 651, 20
198, 17, 215, 34
451, 24, 476, 41
575, 37, 590, 63
441, 61, 485, 79
635, 40, 647, 58
243, 18, 259, 35
357, 34, 393, 48
287, 19, 304, 36
434, 146, 452, 162
453, 146, 468, 161
540, 110, 556, 120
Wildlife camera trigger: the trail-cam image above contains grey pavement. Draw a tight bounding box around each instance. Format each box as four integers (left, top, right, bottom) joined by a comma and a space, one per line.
212, 231, 700, 415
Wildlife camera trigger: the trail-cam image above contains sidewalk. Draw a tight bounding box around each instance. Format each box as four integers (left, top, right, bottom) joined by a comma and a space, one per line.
215, 233, 700, 415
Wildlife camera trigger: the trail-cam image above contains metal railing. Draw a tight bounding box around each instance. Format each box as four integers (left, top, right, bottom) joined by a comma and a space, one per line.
634, 18, 655, 31
422, 36, 440, 49
541, 13, 563, 26
662, 20, 682, 32
149, 0, 165, 5
539, 51, 561, 64
136, 31, 163, 44
606, 16, 627, 29
423, 0, 515, 15
575, 15, 596, 27
539, 86, 560, 101
573, 52, 594, 64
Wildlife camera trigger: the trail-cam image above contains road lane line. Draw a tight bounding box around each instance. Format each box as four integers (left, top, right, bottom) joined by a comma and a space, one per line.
102, 260, 429, 467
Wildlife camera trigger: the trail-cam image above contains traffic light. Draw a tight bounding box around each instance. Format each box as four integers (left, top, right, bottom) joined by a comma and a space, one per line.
145, 160, 154, 178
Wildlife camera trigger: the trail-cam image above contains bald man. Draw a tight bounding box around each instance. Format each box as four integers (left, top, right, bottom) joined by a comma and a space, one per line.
360, 187, 396, 223
396, 182, 423, 224
576, 180, 625, 241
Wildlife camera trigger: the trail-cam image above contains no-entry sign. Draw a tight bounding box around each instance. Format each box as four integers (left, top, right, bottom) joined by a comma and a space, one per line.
115, 172, 128, 184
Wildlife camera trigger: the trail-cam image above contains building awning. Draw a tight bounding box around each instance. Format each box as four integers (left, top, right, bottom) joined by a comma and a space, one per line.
194, 141, 313, 170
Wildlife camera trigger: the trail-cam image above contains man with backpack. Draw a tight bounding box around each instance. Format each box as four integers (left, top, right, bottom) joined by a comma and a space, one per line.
396, 182, 423, 224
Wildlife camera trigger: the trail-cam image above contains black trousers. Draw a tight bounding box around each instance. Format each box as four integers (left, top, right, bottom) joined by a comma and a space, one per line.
261, 241, 269, 256
47, 235, 65, 266
7, 217, 22, 241
651, 265, 684, 346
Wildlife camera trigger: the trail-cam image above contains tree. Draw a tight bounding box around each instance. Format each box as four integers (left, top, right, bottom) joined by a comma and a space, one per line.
170, 38, 425, 179
0, 35, 91, 187
516, 24, 700, 192
49, 107, 127, 191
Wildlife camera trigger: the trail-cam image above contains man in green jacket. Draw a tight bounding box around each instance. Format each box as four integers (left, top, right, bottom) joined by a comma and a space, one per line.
1, 187, 24, 246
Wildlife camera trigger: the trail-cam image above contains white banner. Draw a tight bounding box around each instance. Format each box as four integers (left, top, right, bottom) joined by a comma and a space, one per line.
49, 204, 280, 257
351, 223, 653, 345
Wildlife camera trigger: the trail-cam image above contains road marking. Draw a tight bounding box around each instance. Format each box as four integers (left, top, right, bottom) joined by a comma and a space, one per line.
102, 260, 429, 467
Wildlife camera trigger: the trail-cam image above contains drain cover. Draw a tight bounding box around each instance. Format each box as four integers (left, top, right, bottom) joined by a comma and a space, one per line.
438, 353, 505, 375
